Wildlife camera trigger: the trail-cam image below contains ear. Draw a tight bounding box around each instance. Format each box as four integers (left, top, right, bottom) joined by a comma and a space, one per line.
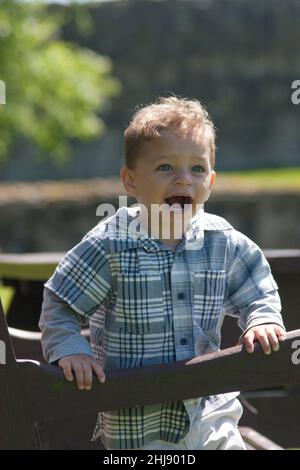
209, 170, 216, 190
120, 166, 138, 198
203, 171, 216, 202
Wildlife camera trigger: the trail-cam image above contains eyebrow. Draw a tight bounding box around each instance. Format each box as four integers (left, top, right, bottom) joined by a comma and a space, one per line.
152, 155, 207, 163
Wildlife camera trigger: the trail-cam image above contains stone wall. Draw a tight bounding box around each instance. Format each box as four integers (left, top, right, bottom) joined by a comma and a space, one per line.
209, 192, 300, 249
0, 180, 299, 252
2, 0, 300, 181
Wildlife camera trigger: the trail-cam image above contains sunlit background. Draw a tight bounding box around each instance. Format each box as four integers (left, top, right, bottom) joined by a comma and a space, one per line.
0, 0, 299, 249
1, 1, 300, 450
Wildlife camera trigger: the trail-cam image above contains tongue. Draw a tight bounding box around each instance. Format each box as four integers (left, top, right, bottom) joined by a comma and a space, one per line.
165, 196, 192, 208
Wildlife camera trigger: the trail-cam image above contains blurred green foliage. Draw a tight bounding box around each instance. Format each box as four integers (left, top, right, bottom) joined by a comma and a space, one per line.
0, 0, 121, 163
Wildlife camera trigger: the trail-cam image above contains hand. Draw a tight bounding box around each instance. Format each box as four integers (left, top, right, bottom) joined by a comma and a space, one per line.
58, 354, 105, 390
240, 324, 286, 355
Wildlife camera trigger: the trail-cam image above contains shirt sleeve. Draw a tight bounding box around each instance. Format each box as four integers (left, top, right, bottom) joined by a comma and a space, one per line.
45, 235, 112, 320
39, 287, 94, 364
222, 230, 285, 333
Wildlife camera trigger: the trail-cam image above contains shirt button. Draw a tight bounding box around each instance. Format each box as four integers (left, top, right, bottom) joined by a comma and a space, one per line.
177, 292, 185, 300
180, 337, 187, 345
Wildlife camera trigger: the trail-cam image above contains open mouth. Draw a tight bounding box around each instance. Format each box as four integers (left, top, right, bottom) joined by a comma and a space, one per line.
164, 195, 193, 209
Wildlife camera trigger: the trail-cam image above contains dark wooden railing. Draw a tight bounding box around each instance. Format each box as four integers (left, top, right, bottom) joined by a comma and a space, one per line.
1, 298, 299, 449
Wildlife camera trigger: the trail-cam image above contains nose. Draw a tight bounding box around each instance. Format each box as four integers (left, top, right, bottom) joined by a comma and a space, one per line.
173, 169, 193, 186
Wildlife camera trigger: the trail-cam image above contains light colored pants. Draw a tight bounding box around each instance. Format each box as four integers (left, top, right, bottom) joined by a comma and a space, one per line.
140, 398, 246, 450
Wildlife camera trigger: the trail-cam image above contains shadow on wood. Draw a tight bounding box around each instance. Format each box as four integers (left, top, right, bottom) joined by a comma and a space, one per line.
1, 298, 299, 449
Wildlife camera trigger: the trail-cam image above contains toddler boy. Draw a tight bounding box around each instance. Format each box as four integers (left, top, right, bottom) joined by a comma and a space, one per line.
40, 96, 285, 450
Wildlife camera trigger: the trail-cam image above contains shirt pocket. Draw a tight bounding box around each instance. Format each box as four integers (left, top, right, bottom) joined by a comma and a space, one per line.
193, 270, 226, 331
114, 272, 165, 334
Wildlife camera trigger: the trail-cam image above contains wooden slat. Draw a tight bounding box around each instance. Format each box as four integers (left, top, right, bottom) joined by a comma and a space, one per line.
0, 299, 16, 366
1, 297, 299, 449
0, 253, 64, 281
19, 329, 300, 423
239, 427, 283, 450
0, 249, 300, 281
263, 249, 300, 273
0, 299, 38, 449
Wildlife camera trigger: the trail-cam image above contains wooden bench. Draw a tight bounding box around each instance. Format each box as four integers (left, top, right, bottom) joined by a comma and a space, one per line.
1, 298, 299, 450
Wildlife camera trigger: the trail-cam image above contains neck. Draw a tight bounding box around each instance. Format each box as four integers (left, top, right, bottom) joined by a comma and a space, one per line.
158, 237, 182, 249
138, 206, 189, 243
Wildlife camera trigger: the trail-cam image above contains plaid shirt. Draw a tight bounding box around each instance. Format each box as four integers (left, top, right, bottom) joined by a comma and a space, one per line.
43, 206, 284, 450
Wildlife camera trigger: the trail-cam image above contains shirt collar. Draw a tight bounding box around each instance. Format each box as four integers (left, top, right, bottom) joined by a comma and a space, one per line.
105, 205, 233, 253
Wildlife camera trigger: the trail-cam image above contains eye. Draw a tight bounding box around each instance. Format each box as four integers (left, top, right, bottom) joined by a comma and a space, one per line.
157, 163, 173, 171
192, 165, 205, 173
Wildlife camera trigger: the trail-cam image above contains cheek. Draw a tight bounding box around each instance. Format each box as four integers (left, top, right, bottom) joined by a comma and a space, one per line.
194, 181, 211, 199
136, 181, 156, 199
196, 181, 209, 193
148, 174, 167, 188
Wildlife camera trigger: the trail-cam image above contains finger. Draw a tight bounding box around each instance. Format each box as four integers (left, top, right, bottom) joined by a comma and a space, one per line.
72, 363, 84, 390
265, 328, 280, 352
256, 331, 271, 355
81, 361, 93, 390
59, 359, 74, 382
92, 362, 106, 384
274, 326, 286, 341
243, 330, 255, 353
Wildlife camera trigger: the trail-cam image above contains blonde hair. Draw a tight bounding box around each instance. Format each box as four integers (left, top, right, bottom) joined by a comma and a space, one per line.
124, 96, 216, 169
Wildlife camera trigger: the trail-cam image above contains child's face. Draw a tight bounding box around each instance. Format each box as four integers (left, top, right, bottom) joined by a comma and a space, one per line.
121, 129, 216, 234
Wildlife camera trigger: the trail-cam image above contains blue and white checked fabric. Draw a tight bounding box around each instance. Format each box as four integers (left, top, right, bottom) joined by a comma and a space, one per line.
43, 206, 284, 450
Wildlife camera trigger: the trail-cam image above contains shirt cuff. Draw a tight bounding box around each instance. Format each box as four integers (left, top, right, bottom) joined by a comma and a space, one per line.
46, 336, 94, 364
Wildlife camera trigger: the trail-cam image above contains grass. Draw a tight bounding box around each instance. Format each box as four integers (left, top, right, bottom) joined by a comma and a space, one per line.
216, 167, 300, 192
0, 283, 14, 314
222, 167, 300, 182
